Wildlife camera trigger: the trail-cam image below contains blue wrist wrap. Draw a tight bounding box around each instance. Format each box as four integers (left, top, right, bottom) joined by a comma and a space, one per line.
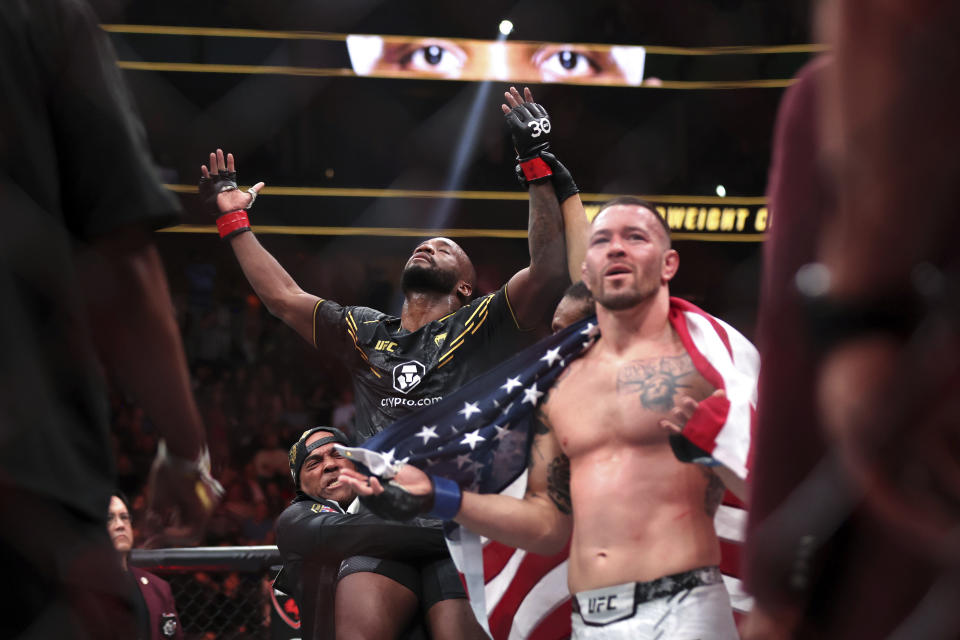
427, 475, 462, 520
693, 456, 723, 467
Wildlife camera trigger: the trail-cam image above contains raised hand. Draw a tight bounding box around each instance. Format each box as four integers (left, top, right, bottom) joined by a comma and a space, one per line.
501, 86, 552, 161
199, 148, 264, 216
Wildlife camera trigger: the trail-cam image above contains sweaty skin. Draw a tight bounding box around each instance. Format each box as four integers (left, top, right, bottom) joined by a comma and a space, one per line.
544, 338, 721, 591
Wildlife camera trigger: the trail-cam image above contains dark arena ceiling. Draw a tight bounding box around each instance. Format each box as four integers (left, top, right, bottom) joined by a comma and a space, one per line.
91, 0, 818, 336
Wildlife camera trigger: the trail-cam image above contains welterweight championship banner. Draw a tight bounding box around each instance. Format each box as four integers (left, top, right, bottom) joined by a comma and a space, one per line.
584, 200, 769, 241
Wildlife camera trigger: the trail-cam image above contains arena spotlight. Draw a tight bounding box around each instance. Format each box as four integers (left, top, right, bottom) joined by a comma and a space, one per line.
715, 184, 727, 197
430, 82, 496, 226
429, 20, 511, 225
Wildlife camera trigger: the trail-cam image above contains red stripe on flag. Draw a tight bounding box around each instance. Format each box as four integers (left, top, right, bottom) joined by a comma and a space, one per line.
483, 540, 519, 581
719, 539, 742, 577
723, 490, 747, 510
488, 545, 569, 640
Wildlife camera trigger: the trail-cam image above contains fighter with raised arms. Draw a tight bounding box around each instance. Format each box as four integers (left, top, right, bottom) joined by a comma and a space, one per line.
199, 86, 587, 638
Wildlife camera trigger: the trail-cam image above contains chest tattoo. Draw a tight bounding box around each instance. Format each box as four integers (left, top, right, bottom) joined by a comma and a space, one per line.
616, 354, 695, 411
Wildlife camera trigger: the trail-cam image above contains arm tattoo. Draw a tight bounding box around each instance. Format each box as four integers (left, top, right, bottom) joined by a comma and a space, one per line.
547, 454, 572, 514
530, 410, 550, 463
533, 409, 550, 436
701, 467, 725, 517
531, 408, 571, 514
526, 184, 566, 275
616, 354, 695, 411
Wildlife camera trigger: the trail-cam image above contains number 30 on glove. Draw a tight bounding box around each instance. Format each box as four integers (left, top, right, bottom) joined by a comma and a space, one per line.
504, 101, 554, 183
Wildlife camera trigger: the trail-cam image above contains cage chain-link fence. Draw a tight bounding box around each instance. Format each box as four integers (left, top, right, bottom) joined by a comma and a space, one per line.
163, 570, 274, 640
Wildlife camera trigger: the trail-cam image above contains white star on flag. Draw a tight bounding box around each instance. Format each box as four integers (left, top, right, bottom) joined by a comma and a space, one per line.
581, 322, 598, 337
455, 453, 473, 469
461, 431, 486, 450
522, 383, 544, 406
415, 425, 439, 445
494, 424, 511, 441
501, 377, 522, 393
459, 401, 481, 420
540, 347, 562, 366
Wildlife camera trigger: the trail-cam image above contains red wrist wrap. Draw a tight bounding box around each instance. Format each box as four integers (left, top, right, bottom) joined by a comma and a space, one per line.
519, 156, 553, 182
216, 210, 251, 239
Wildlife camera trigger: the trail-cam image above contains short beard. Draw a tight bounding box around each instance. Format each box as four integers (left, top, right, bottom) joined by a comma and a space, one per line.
596, 289, 647, 311
401, 264, 459, 296
594, 278, 658, 311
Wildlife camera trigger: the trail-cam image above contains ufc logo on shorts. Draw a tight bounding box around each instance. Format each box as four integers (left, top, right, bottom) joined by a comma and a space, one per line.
392, 361, 425, 394
527, 118, 551, 137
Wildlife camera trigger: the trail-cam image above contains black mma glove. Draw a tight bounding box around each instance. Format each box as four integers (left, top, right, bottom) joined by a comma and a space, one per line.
668, 433, 721, 467
198, 168, 256, 239
541, 152, 579, 203
360, 474, 462, 522
514, 151, 580, 203
361, 481, 434, 522
504, 101, 553, 184
198, 169, 239, 216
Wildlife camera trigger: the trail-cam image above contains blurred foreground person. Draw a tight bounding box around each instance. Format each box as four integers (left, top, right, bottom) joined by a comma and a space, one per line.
815, 0, 960, 634
744, 0, 960, 635
0, 1, 220, 637
108, 495, 183, 640
742, 57, 947, 639
815, 0, 960, 565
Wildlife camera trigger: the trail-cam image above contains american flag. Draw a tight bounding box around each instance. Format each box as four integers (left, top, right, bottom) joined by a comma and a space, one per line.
355, 298, 758, 638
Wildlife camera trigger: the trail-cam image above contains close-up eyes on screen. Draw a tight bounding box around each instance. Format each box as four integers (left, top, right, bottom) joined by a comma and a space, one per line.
347, 35, 646, 85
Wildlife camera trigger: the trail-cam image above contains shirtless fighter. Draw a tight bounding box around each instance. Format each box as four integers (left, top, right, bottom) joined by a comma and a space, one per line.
342, 197, 748, 639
